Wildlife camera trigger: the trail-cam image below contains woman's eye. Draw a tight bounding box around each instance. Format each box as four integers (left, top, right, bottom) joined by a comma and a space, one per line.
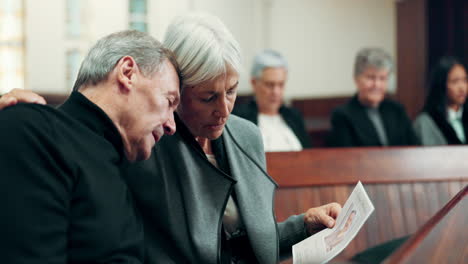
202, 97, 214, 103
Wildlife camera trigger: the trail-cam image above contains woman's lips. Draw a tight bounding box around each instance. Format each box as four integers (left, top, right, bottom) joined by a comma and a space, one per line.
206, 123, 224, 130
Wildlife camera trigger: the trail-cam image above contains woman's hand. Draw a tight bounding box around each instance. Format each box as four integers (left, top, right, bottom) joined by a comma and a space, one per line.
304, 202, 342, 235
0, 89, 46, 110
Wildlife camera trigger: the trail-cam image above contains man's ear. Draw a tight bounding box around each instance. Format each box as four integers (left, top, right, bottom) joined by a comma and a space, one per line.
116, 56, 137, 92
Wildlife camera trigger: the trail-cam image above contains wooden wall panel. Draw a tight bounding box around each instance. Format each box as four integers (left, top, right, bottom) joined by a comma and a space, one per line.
386, 184, 406, 238
396, 0, 427, 119
398, 184, 418, 234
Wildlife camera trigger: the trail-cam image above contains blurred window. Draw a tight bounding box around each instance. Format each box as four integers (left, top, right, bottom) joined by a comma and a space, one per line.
0, 0, 25, 94
129, 0, 147, 32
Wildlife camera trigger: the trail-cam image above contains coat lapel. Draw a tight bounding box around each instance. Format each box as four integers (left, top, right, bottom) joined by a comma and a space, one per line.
223, 119, 279, 264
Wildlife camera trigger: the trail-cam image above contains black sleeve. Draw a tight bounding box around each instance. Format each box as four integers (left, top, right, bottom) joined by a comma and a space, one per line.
290, 108, 312, 148
327, 109, 356, 147
0, 105, 74, 263
398, 105, 421, 146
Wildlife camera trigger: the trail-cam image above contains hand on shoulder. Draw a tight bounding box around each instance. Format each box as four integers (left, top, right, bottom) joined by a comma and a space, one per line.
0, 89, 46, 110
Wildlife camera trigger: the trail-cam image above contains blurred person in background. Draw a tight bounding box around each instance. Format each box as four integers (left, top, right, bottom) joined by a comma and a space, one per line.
327, 47, 420, 147
233, 49, 311, 151
413, 56, 468, 145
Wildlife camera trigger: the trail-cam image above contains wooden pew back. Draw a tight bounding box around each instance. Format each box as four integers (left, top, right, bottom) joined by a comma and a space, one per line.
266, 146, 468, 260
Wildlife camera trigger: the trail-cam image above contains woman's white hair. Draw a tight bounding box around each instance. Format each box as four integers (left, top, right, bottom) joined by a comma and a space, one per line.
163, 13, 242, 88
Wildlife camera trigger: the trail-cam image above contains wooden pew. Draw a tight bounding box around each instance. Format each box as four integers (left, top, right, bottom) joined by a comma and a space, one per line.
266, 146, 468, 262
291, 96, 351, 147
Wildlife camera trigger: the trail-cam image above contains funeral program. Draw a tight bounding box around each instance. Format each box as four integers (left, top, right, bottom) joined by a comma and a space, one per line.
293, 181, 374, 264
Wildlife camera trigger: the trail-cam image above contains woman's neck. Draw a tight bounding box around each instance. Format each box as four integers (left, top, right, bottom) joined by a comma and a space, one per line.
195, 136, 213, 154
448, 103, 461, 112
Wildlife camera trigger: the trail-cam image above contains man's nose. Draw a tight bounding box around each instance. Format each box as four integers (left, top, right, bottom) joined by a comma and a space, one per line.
163, 113, 176, 135
272, 85, 282, 96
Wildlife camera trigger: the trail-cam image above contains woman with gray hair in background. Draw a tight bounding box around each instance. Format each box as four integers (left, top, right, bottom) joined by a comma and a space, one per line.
233, 49, 311, 151
327, 47, 420, 147
0, 13, 342, 263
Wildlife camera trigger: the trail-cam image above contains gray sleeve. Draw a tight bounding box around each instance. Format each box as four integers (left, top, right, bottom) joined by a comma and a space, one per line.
277, 214, 308, 260
413, 113, 447, 145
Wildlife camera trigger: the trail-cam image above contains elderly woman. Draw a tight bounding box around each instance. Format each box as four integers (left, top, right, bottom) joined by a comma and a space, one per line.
1, 14, 341, 264
233, 49, 311, 151
327, 47, 420, 147
413, 57, 468, 145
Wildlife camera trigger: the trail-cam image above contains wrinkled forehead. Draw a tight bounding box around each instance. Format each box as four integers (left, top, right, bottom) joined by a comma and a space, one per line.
260, 67, 288, 80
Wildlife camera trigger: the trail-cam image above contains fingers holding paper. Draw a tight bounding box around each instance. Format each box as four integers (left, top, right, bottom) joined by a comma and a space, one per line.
304, 202, 342, 235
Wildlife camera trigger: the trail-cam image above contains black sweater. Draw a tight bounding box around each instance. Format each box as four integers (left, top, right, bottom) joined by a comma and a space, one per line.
0, 92, 143, 263
327, 95, 420, 147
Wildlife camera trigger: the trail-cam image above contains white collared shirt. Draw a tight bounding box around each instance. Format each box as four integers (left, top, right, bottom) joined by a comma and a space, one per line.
257, 113, 303, 152
447, 107, 465, 143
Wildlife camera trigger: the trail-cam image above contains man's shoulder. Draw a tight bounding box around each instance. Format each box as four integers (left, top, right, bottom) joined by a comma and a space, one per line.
0, 103, 60, 131
280, 105, 302, 117
331, 99, 354, 119
381, 98, 406, 111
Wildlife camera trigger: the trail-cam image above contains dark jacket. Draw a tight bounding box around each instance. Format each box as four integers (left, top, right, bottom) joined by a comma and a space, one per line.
125, 114, 308, 264
233, 100, 312, 148
0, 92, 143, 263
327, 95, 420, 147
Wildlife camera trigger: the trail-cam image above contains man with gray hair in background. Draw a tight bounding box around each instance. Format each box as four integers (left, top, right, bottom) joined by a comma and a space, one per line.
0, 30, 180, 263
233, 49, 311, 151
327, 47, 419, 147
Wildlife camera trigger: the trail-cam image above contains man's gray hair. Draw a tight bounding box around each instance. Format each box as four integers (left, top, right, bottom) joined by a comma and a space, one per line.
251, 49, 288, 80
163, 13, 242, 89
73, 30, 178, 91
354, 47, 393, 77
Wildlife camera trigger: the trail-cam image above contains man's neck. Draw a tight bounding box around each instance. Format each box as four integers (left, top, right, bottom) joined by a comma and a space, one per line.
80, 85, 132, 159
258, 105, 280, 116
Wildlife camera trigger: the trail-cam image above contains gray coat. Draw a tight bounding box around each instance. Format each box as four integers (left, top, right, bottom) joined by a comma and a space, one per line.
126, 115, 307, 263
413, 112, 448, 145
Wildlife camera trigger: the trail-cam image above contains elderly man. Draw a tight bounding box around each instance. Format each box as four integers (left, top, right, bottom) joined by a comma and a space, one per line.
0, 30, 179, 263
327, 47, 419, 147
233, 49, 311, 151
